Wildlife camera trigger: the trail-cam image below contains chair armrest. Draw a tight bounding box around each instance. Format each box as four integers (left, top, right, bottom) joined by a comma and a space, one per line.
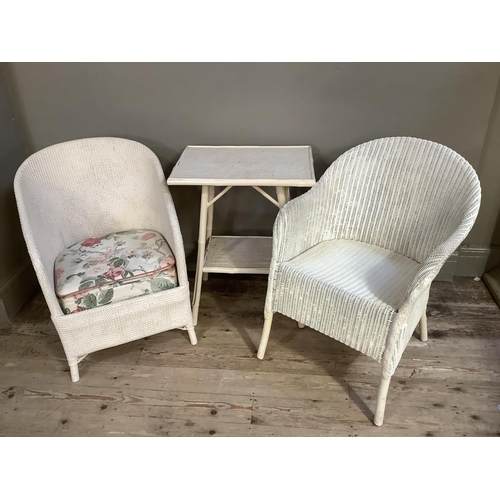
381, 241, 454, 378
142, 155, 190, 288
272, 185, 329, 264
265, 185, 330, 314
156, 185, 189, 287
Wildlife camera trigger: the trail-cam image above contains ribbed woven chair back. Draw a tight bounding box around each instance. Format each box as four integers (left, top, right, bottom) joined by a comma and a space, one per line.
315, 137, 481, 263
15, 138, 168, 283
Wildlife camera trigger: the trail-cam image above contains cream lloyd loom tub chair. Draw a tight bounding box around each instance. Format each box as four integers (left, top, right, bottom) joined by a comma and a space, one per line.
257, 137, 481, 426
14, 137, 197, 382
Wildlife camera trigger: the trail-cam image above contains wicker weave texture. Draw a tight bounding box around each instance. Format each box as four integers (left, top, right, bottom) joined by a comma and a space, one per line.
266, 137, 481, 378
14, 137, 195, 371
276, 239, 421, 361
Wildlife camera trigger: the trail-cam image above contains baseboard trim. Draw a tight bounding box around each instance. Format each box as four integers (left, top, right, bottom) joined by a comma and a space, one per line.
0, 259, 39, 325
435, 245, 499, 281
455, 245, 500, 277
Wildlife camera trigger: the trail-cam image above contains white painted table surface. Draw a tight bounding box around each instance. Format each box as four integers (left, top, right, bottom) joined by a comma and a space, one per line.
167, 145, 316, 325
168, 145, 315, 186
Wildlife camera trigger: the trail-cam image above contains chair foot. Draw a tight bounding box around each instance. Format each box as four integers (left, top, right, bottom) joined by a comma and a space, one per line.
192, 303, 199, 327
68, 359, 79, 383
374, 375, 391, 426
298, 322, 305, 328
203, 272, 208, 282
420, 311, 428, 342
257, 313, 274, 359
187, 327, 198, 345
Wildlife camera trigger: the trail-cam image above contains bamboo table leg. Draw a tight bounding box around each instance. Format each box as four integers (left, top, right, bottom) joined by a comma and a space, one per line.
203, 186, 215, 282
276, 186, 288, 208
192, 185, 209, 326
285, 186, 291, 203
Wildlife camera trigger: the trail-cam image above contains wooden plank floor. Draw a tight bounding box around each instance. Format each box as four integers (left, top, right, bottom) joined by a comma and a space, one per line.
1, 276, 499, 436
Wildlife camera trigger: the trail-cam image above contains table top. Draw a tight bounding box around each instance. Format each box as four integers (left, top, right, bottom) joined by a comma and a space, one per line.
167, 145, 315, 186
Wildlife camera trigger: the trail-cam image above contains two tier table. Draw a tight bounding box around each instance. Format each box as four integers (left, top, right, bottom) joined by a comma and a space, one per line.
167, 145, 316, 325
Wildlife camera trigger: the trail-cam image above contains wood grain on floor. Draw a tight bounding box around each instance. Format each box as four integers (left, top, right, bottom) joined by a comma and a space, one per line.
0, 276, 499, 436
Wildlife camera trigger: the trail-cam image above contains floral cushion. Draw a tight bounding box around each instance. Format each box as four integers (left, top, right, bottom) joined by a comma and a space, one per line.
54, 229, 178, 314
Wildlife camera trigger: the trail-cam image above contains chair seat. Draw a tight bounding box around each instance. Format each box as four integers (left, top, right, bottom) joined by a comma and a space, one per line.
54, 229, 178, 314
273, 239, 421, 361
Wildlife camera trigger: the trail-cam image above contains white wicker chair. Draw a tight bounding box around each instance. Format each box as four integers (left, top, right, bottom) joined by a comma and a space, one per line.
257, 137, 481, 426
14, 137, 197, 382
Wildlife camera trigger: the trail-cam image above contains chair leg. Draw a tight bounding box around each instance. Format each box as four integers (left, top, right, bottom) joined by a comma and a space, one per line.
420, 311, 428, 342
298, 322, 305, 328
374, 375, 391, 426
187, 326, 198, 346
257, 313, 274, 359
68, 358, 79, 383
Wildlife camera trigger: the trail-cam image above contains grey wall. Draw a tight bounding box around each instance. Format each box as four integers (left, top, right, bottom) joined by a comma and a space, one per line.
0, 66, 37, 322
467, 78, 500, 247
3, 62, 500, 284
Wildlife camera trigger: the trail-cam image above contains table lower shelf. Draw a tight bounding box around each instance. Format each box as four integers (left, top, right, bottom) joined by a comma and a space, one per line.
203, 236, 272, 274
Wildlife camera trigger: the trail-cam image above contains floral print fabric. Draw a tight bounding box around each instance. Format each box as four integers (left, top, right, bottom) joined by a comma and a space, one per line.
55, 229, 178, 314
